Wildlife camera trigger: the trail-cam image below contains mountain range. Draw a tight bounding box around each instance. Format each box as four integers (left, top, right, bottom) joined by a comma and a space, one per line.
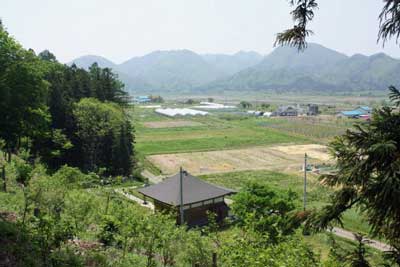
68, 43, 400, 95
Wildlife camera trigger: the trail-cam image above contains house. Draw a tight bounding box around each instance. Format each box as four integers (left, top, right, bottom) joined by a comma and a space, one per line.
273, 105, 298, 116
134, 95, 151, 103
138, 171, 236, 227
307, 104, 319, 116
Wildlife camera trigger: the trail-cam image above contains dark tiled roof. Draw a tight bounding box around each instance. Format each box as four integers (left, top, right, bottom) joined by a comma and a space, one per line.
138, 172, 235, 207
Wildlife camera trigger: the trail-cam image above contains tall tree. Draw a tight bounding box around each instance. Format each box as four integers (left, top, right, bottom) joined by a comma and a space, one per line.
0, 25, 49, 160
73, 98, 133, 175
306, 87, 400, 265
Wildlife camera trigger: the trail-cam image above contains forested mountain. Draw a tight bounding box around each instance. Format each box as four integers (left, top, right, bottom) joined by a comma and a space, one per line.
69, 50, 264, 93
117, 50, 225, 92
69, 44, 400, 94
202, 51, 263, 76
202, 43, 400, 92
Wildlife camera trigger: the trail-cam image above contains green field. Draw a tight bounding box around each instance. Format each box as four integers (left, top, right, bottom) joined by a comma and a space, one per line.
133, 108, 314, 155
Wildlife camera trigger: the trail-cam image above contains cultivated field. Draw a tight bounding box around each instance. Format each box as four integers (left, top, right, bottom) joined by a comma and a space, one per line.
143, 120, 203, 128
147, 144, 331, 175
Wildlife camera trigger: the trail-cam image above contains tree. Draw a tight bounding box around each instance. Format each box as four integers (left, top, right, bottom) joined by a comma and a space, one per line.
232, 182, 301, 243
305, 87, 400, 265
73, 98, 134, 175
0, 26, 50, 161
239, 101, 252, 109
344, 234, 371, 267
220, 227, 319, 267
278, 0, 400, 51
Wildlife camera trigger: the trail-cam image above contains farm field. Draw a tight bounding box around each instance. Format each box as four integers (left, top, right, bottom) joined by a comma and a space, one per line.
143, 120, 204, 128
133, 107, 340, 156
148, 144, 331, 175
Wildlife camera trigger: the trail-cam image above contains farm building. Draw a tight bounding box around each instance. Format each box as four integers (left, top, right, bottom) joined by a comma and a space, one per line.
338, 106, 372, 118
273, 105, 299, 116
155, 108, 208, 117
138, 172, 236, 227
193, 102, 236, 109
307, 104, 319, 116
134, 95, 151, 103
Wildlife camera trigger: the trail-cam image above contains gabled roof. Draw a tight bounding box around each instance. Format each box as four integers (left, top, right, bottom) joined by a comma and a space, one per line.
358, 106, 372, 111
138, 172, 235, 207
341, 110, 364, 116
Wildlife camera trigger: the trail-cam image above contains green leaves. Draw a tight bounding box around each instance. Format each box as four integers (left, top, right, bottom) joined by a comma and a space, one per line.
378, 0, 400, 46
73, 98, 133, 175
232, 182, 300, 243
307, 88, 400, 265
275, 0, 318, 51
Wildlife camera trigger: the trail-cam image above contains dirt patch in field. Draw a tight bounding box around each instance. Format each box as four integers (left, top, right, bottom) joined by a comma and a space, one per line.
147, 144, 331, 175
144, 120, 203, 128
270, 144, 330, 161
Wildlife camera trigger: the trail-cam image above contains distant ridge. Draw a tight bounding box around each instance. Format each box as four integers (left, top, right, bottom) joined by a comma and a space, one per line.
68, 44, 400, 94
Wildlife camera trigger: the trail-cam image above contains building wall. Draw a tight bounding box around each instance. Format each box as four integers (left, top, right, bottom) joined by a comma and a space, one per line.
153, 199, 230, 227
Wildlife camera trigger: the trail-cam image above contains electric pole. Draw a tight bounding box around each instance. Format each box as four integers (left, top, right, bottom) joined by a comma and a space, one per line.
179, 166, 184, 225
303, 153, 308, 211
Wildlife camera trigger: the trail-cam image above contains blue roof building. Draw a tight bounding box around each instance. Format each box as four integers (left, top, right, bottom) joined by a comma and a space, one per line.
339, 106, 372, 118
134, 95, 151, 103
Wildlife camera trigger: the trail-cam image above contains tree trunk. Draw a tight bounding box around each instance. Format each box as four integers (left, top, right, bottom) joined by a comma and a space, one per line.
2, 166, 6, 192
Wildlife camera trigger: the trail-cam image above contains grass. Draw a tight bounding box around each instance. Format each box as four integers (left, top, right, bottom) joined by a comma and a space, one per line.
258, 117, 358, 144
304, 233, 386, 266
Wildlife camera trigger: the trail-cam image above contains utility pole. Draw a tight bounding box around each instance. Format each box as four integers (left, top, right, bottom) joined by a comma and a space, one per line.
303, 153, 308, 211
180, 166, 184, 225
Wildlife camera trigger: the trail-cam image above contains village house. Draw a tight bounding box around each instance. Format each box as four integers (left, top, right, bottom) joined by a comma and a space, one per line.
138, 171, 235, 227
273, 105, 299, 116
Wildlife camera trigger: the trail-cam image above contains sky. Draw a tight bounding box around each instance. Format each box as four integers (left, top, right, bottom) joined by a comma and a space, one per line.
2, 0, 400, 63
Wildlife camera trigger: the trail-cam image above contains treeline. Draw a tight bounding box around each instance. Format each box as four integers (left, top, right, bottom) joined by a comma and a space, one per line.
0, 22, 134, 176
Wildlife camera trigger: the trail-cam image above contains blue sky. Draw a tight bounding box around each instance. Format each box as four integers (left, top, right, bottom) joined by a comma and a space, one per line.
2, 0, 399, 63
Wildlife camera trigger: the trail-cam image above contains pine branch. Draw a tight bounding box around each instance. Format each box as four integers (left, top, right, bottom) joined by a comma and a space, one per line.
378, 0, 400, 46
275, 0, 318, 51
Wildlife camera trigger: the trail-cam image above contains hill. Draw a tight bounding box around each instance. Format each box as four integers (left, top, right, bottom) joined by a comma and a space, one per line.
68, 44, 400, 94
202, 43, 400, 92
68, 55, 116, 69
68, 50, 263, 94
117, 50, 225, 92
202, 51, 263, 76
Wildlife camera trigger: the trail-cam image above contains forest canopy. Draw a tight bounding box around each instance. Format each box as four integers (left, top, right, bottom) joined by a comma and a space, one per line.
0, 22, 134, 177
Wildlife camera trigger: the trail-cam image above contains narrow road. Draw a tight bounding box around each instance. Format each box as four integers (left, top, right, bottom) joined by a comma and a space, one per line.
331, 227, 392, 252
141, 170, 164, 184
114, 188, 155, 210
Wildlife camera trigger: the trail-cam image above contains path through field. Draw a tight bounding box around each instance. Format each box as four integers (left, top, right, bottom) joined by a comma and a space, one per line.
331, 227, 392, 252
147, 144, 331, 175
